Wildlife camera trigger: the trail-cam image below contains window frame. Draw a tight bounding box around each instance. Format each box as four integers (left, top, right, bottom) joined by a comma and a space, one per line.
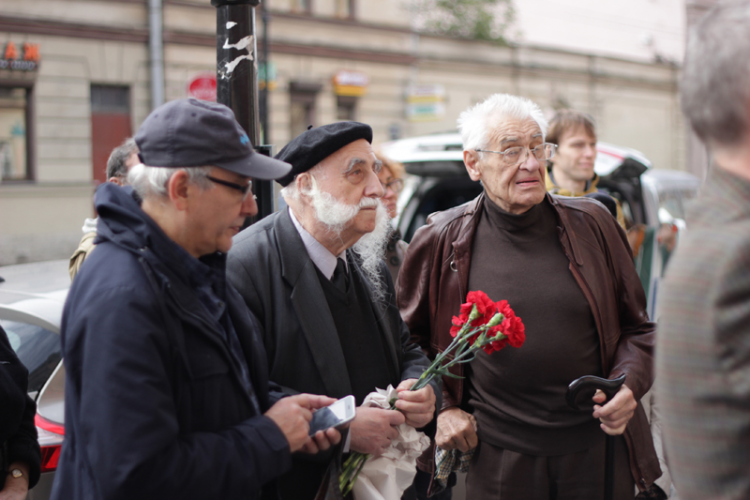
0, 79, 35, 183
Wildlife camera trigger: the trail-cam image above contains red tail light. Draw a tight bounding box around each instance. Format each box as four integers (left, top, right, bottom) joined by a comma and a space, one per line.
35, 414, 65, 473
39, 444, 61, 473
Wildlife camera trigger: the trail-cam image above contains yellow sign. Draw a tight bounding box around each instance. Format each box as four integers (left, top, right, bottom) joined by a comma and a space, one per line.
333, 70, 368, 97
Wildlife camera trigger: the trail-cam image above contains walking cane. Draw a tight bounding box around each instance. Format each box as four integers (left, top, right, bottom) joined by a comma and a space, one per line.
566, 374, 626, 500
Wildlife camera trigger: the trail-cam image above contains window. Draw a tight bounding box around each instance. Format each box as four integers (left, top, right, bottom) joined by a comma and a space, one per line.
291, 0, 312, 14
0, 85, 32, 181
336, 95, 357, 121
335, 0, 355, 18
289, 81, 322, 140
90, 85, 131, 184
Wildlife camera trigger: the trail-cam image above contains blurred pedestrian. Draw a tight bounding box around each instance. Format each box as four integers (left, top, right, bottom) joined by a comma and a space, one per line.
68, 137, 139, 280
375, 153, 408, 283
227, 122, 438, 500
0, 325, 40, 500
657, 2, 750, 499
399, 93, 661, 499
51, 99, 340, 500
545, 110, 626, 228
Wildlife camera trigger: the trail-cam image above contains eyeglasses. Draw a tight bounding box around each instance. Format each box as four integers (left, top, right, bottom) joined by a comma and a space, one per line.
380, 178, 404, 194
206, 175, 254, 201
475, 143, 557, 166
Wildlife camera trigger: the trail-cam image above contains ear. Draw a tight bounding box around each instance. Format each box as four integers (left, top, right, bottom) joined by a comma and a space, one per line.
463, 150, 483, 182
166, 170, 192, 211
108, 176, 124, 186
296, 172, 313, 194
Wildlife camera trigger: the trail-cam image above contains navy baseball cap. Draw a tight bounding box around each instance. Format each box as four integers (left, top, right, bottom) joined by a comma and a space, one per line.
134, 98, 291, 180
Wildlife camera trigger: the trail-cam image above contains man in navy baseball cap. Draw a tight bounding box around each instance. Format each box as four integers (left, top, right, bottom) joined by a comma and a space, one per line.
50, 99, 340, 500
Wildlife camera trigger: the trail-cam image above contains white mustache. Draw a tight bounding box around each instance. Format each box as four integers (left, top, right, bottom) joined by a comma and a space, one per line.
358, 197, 380, 209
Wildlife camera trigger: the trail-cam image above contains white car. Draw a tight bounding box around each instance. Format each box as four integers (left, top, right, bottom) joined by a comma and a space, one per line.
0, 259, 69, 500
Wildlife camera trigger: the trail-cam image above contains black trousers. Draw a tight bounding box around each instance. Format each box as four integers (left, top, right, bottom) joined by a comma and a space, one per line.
466, 437, 634, 500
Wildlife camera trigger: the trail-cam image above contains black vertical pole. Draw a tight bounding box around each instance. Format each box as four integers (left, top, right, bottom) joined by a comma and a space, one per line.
260, 2, 270, 144
212, 0, 274, 221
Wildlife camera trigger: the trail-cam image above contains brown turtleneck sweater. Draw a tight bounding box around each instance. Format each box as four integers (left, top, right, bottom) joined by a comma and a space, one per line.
466, 195, 603, 456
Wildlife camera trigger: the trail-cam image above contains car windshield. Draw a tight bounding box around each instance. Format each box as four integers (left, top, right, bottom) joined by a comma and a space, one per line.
1, 318, 61, 394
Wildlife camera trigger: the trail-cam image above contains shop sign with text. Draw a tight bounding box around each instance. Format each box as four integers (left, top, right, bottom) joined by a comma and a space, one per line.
0, 42, 40, 71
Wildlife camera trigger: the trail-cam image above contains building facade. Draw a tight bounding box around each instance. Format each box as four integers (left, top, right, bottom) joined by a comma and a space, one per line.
0, 0, 686, 265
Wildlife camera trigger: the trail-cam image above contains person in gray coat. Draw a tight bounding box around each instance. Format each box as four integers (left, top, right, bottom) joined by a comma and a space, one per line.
227, 122, 439, 500
657, 2, 750, 499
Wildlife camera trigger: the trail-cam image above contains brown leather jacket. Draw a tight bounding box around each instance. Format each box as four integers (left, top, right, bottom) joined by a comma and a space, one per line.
397, 192, 661, 490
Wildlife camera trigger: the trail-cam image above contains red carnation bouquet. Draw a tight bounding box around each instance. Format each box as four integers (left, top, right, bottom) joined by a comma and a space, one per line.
339, 290, 525, 496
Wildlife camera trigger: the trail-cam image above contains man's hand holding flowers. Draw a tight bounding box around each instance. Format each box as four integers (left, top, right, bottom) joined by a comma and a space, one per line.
349, 381, 436, 457
394, 379, 437, 428
592, 384, 637, 435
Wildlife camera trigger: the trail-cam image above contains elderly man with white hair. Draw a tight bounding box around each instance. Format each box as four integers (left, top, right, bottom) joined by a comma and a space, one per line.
227, 121, 438, 500
398, 94, 662, 499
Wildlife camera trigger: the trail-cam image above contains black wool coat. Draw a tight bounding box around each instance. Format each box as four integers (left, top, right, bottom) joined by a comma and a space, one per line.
227, 207, 440, 499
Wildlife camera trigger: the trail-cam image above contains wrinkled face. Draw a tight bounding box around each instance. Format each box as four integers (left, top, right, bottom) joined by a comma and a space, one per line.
186, 167, 257, 256
311, 139, 385, 236
552, 126, 597, 183
464, 117, 547, 214
376, 165, 399, 219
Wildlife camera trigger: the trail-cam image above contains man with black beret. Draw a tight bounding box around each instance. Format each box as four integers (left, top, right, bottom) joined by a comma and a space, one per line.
227, 121, 439, 499
51, 99, 341, 500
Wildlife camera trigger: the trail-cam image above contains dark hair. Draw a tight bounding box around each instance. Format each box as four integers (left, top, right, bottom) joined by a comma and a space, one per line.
106, 138, 138, 180
546, 110, 596, 145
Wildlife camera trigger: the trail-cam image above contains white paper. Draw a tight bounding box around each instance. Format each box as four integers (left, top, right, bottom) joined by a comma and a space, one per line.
352, 385, 431, 500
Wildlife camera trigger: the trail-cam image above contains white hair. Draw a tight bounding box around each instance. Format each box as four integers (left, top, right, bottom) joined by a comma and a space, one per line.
127, 164, 213, 199
280, 180, 300, 202
458, 93, 548, 152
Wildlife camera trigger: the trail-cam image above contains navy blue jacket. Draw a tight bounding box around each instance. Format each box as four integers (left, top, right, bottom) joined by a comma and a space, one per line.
50, 184, 290, 500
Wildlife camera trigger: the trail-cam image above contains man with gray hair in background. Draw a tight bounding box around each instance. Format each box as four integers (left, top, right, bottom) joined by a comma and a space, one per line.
657, 2, 750, 498
227, 122, 438, 499
399, 93, 661, 498
68, 137, 139, 279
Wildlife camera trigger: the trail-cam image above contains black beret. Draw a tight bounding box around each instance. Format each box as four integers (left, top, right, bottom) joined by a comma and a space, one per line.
275, 121, 373, 186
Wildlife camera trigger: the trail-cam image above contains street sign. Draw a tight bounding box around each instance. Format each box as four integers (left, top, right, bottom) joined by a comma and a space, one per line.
406, 84, 446, 122
187, 73, 217, 101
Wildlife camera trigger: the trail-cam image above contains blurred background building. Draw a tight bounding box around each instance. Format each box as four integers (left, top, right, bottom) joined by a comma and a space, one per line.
0, 0, 707, 265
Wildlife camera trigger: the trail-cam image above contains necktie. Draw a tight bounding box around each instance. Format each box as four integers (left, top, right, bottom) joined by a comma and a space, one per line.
332, 257, 348, 292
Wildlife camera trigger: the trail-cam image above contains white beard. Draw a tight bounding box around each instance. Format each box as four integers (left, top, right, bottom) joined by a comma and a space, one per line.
307, 184, 391, 303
